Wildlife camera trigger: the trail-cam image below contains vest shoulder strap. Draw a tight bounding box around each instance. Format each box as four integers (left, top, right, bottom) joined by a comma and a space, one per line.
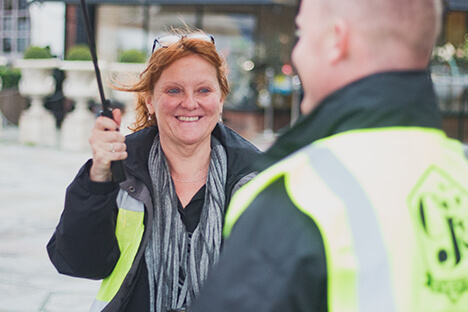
223, 151, 309, 238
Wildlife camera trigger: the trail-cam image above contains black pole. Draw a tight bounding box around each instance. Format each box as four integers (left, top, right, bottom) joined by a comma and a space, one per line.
79, 0, 107, 110
79, 0, 126, 183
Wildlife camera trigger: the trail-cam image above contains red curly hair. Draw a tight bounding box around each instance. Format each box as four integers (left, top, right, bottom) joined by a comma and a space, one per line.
112, 30, 229, 132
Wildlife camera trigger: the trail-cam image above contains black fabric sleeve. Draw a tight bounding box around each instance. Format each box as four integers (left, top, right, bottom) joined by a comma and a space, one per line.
190, 176, 328, 312
46, 159, 121, 280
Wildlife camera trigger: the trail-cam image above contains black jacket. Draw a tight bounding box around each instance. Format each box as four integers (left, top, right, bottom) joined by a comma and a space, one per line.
190, 71, 442, 312
47, 123, 262, 311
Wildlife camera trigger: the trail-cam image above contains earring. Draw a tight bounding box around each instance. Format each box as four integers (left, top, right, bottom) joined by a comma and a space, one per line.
218, 113, 223, 123
148, 113, 152, 121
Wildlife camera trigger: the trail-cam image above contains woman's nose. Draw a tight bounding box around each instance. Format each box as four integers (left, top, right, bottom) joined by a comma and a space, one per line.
181, 93, 198, 109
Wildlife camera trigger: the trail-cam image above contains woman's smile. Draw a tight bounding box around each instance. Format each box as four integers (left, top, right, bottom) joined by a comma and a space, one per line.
177, 116, 201, 122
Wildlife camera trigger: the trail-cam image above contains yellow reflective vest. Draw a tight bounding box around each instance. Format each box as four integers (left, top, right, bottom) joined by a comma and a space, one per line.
90, 191, 146, 312
224, 127, 468, 312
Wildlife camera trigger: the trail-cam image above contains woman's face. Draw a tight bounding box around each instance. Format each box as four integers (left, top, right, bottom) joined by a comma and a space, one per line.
146, 54, 224, 148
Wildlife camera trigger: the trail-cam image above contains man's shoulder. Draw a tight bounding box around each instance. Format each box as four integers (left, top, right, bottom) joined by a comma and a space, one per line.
228, 176, 327, 302
234, 176, 320, 239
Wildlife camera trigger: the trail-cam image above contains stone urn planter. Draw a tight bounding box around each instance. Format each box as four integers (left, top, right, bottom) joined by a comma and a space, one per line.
60, 60, 103, 151
109, 61, 146, 135
431, 73, 468, 111
14, 58, 60, 146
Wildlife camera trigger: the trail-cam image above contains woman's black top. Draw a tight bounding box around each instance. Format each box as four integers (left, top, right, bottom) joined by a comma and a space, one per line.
124, 186, 206, 311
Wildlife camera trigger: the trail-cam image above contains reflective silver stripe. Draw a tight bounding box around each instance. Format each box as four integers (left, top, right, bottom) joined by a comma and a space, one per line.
463, 144, 468, 160
305, 146, 396, 312
89, 299, 107, 312
231, 172, 258, 196
116, 189, 145, 212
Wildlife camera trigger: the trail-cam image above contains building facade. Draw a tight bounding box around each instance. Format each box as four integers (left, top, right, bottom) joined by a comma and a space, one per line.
0, 0, 30, 62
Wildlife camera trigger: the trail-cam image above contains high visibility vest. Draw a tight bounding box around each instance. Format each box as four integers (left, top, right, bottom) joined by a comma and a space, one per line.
224, 128, 468, 312
88, 170, 256, 312
90, 191, 145, 312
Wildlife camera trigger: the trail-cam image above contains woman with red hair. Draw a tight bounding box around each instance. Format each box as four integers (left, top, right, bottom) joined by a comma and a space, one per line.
47, 30, 261, 312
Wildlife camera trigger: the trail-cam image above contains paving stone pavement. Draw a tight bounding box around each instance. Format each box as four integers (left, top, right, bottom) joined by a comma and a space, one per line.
0, 126, 276, 312
0, 131, 100, 312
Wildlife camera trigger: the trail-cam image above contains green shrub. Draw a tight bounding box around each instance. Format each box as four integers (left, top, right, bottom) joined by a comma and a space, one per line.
65, 44, 92, 61
118, 49, 147, 63
0, 66, 21, 89
23, 46, 52, 59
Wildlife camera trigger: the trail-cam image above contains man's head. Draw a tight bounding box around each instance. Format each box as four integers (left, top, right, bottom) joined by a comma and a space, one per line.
292, 0, 443, 114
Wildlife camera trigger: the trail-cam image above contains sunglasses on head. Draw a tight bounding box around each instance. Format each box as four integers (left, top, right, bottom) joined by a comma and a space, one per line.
151, 34, 215, 54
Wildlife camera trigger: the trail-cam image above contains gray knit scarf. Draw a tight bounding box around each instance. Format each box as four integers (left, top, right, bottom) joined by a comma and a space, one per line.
145, 135, 227, 312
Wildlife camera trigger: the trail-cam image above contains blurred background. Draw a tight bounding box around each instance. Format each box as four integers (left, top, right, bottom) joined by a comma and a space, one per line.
1, 0, 468, 311
1, 0, 468, 142
0, 0, 302, 144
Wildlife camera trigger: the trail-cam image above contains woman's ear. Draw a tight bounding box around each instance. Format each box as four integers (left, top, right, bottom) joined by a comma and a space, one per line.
145, 95, 155, 114
218, 100, 224, 117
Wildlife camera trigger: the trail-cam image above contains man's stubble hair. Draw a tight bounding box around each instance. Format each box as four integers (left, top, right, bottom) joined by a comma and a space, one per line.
318, 0, 443, 62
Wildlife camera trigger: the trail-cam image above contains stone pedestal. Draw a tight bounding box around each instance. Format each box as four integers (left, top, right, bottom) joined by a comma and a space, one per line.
15, 59, 59, 146
60, 61, 101, 151
19, 96, 58, 146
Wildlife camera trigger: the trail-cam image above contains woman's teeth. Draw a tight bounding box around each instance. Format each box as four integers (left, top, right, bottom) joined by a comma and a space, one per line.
178, 116, 200, 121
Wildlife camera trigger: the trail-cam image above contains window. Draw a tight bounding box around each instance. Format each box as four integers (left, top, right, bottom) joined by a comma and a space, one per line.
3, 0, 12, 11
19, 0, 28, 10
18, 17, 28, 32
202, 13, 257, 109
3, 17, 12, 31
96, 4, 296, 111
3, 38, 12, 52
17, 38, 27, 53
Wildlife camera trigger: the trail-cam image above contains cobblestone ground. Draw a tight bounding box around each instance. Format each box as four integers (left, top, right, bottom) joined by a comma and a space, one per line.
0, 130, 100, 312
0, 126, 275, 312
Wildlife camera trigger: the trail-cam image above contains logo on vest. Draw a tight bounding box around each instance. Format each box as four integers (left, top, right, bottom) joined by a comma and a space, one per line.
408, 165, 468, 303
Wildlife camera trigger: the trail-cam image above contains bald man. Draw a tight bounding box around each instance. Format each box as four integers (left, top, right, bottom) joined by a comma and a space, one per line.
191, 0, 468, 311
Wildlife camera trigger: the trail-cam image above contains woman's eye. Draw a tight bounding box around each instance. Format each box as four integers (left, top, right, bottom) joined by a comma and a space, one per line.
199, 88, 211, 94
167, 88, 181, 94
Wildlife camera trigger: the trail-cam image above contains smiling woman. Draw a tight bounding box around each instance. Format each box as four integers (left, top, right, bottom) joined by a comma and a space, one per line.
46, 28, 262, 312
125, 31, 229, 133
147, 54, 224, 150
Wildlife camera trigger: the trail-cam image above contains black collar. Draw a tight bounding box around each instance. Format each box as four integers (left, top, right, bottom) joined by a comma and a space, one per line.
255, 70, 442, 170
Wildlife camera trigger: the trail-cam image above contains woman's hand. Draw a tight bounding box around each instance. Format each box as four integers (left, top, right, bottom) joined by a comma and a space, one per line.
89, 109, 128, 182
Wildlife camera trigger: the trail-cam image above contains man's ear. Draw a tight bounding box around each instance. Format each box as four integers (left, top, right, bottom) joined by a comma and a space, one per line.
329, 19, 349, 64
